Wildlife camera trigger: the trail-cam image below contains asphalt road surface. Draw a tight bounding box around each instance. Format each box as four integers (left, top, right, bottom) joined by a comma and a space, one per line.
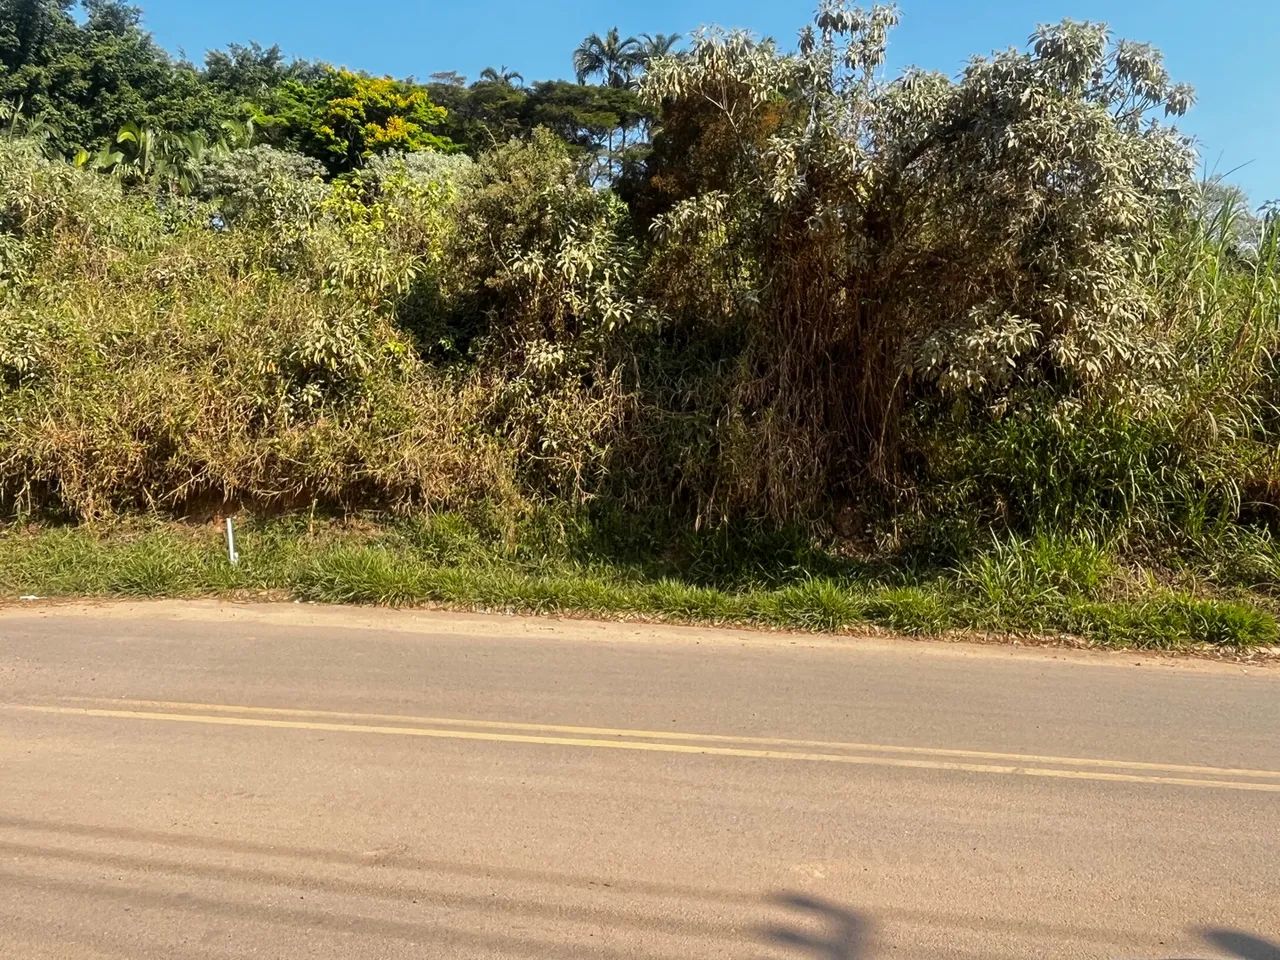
2, 601, 1278, 960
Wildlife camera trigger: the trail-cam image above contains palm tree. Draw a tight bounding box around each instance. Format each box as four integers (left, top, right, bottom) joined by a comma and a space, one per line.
478, 65, 524, 88
573, 27, 640, 88
636, 32, 681, 67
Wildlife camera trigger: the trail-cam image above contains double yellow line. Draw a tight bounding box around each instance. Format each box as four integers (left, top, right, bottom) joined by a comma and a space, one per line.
8, 698, 1280, 793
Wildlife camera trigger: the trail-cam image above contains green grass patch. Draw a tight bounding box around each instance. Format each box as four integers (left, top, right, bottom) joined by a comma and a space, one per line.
862, 586, 955, 635
1, 516, 1276, 652
1066, 596, 1279, 650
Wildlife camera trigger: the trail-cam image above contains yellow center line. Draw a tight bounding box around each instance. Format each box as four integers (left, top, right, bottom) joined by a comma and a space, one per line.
7, 704, 1280, 793
58, 696, 1280, 782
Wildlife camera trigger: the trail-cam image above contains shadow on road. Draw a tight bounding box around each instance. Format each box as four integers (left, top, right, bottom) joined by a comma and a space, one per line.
761, 892, 869, 960
3, 814, 868, 959
6, 816, 1275, 960
1201, 929, 1280, 960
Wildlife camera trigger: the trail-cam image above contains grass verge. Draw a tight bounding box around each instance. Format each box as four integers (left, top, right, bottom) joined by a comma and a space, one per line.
0, 517, 1276, 653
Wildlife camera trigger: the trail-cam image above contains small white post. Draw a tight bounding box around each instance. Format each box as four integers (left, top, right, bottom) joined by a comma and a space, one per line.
225, 517, 240, 566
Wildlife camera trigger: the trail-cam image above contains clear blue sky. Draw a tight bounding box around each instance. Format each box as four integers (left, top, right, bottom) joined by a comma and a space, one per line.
140, 0, 1279, 203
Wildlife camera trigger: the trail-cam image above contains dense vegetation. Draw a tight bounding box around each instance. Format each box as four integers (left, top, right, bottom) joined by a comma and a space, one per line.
2, 0, 1278, 649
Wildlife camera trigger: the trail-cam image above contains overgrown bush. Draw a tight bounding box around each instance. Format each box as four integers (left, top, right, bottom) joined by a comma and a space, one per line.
445, 131, 640, 499
636, 7, 1209, 526
0, 138, 515, 518
198, 145, 325, 225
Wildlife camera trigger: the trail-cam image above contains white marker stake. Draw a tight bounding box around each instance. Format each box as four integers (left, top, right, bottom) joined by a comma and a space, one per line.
225, 518, 240, 566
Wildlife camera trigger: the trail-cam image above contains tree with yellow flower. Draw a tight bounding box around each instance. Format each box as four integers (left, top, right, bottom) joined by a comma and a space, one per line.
306, 68, 454, 172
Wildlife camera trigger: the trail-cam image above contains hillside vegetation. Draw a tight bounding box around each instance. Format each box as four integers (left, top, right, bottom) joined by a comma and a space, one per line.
2, 2, 1279, 649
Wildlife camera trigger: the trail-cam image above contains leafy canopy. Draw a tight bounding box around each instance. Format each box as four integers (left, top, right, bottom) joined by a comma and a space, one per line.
0, 0, 230, 150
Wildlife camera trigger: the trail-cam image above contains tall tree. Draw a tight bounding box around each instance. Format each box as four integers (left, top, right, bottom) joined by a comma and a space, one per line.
523, 79, 650, 183
572, 27, 639, 88
429, 74, 528, 151
203, 41, 324, 100
0, 0, 71, 69
428, 70, 466, 88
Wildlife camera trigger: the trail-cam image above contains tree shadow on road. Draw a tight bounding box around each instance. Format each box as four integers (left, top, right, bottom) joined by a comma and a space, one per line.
1200, 929, 1280, 960
760, 892, 869, 960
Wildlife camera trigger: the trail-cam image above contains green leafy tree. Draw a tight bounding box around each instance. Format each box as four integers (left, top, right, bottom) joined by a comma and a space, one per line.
436, 75, 528, 149
428, 70, 466, 88
244, 75, 318, 153
423, 77, 651, 174
203, 41, 325, 101
0, 0, 76, 99
522, 80, 649, 182
0, 0, 233, 152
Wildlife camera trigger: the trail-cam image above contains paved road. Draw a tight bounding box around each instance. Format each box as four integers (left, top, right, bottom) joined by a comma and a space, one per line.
2, 601, 1278, 960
